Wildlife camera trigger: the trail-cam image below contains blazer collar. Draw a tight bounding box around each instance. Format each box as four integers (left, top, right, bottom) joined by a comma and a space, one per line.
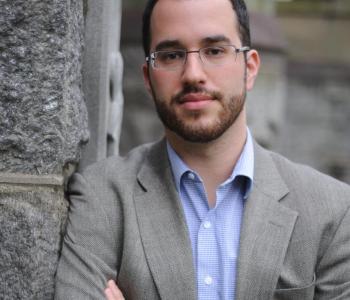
235, 142, 299, 300
134, 139, 196, 300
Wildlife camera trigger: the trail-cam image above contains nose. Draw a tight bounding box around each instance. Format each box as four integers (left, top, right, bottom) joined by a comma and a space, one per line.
181, 52, 207, 85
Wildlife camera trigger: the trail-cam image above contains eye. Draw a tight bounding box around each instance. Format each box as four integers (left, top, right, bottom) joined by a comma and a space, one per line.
157, 51, 185, 63
203, 46, 227, 57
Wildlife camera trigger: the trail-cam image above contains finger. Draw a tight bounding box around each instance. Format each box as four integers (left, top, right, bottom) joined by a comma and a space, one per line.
108, 280, 124, 298
104, 287, 117, 300
105, 280, 124, 300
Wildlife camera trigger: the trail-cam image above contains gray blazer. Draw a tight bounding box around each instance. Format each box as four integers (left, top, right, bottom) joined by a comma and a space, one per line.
55, 139, 350, 300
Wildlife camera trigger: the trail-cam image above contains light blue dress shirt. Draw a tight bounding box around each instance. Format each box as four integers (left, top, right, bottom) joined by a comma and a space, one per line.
167, 130, 254, 300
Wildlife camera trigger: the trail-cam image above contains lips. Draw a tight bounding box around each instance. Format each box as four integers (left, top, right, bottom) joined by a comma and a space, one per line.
179, 93, 214, 103
178, 93, 215, 110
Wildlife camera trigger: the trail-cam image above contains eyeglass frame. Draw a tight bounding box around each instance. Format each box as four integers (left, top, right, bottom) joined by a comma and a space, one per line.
145, 45, 250, 70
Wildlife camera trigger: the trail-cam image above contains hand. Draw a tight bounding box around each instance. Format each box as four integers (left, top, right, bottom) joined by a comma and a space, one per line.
104, 280, 125, 300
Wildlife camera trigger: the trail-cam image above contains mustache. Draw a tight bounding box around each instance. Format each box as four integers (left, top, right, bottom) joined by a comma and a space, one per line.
172, 84, 223, 104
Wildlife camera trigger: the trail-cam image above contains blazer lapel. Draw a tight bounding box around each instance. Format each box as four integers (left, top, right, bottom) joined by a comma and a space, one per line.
235, 143, 298, 300
134, 140, 196, 300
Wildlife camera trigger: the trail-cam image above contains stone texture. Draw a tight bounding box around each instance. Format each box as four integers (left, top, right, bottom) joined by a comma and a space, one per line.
0, 0, 89, 298
0, 181, 67, 300
0, 0, 88, 174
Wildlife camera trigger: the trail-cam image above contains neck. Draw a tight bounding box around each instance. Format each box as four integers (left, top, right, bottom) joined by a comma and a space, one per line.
166, 112, 247, 206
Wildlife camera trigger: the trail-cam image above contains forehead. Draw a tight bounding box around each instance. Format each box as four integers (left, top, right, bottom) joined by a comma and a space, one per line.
150, 0, 240, 49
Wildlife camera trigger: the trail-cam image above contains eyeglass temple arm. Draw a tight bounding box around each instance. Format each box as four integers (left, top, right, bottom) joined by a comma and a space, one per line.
236, 46, 250, 53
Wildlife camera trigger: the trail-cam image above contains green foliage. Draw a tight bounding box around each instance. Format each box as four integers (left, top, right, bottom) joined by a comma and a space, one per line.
277, 0, 350, 17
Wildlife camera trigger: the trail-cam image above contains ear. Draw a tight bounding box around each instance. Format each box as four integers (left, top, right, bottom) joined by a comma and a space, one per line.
142, 62, 152, 95
245, 49, 260, 91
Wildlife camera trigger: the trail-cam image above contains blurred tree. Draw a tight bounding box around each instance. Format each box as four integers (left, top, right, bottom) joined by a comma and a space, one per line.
277, 0, 350, 17
245, 0, 275, 15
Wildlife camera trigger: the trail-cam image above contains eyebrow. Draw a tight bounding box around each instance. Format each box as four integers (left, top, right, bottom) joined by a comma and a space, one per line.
201, 35, 231, 45
155, 40, 184, 51
154, 35, 232, 52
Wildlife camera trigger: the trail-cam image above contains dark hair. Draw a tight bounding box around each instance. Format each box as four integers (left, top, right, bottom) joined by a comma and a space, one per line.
142, 0, 251, 58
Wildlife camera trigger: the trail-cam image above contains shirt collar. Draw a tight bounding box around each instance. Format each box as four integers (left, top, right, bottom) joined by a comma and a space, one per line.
167, 141, 191, 193
167, 128, 254, 200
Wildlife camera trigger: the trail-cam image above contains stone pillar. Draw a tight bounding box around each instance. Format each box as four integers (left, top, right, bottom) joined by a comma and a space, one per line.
0, 0, 88, 299
79, 0, 124, 169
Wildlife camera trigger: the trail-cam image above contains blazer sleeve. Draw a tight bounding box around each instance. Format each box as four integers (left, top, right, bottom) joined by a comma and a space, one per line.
315, 204, 350, 299
54, 172, 122, 300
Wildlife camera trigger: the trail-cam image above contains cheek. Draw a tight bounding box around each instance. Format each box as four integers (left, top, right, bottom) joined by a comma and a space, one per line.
213, 64, 246, 91
216, 73, 244, 93
150, 72, 180, 97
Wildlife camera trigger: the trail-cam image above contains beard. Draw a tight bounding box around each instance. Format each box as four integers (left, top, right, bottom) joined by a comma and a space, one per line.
151, 83, 246, 143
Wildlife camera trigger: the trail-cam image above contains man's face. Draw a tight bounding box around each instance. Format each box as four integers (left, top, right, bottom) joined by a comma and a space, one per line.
143, 0, 258, 143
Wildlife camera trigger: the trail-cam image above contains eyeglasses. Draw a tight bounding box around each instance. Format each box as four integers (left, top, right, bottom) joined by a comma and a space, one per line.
146, 45, 250, 70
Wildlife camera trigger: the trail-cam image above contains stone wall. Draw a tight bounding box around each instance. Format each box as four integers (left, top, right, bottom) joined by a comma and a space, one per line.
0, 0, 88, 298
276, 63, 350, 183
275, 15, 350, 183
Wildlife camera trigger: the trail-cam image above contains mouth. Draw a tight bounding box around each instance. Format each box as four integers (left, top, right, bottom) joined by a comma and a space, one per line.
177, 93, 216, 110
180, 93, 214, 103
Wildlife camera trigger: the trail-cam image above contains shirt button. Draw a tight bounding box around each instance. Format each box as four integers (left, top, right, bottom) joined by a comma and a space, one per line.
204, 276, 213, 285
187, 172, 195, 180
203, 221, 212, 229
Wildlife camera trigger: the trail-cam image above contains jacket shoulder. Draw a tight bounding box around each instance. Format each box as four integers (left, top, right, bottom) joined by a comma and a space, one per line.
76, 140, 163, 189
268, 150, 350, 209
271, 151, 349, 190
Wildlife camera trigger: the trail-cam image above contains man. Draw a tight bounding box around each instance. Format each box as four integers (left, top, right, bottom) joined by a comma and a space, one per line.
55, 0, 350, 299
